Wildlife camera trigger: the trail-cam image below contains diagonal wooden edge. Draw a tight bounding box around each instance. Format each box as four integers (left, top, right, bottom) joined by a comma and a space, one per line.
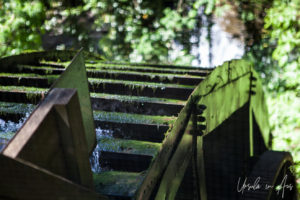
51, 49, 96, 154
2, 88, 77, 157
154, 115, 194, 199
2, 88, 94, 189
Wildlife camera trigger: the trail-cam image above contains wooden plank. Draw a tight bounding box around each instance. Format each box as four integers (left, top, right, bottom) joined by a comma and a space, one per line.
99, 61, 213, 71
88, 65, 208, 76
86, 70, 204, 85
89, 81, 194, 100
91, 96, 184, 116
0, 154, 108, 200
94, 120, 169, 143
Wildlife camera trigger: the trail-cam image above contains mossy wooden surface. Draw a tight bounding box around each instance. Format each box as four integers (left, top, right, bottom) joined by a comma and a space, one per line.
0, 72, 59, 85
87, 61, 209, 71
0, 85, 47, 93
136, 59, 270, 199
89, 78, 195, 89
0, 72, 57, 79
86, 63, 206, 74
17, 65, 63, 75
93, 171, 145, 198
0, 102, 35, 115
91, 93, 185, 105
93, 111, 176, 125
97, 138, 161, 156
87, 69, 204, 79
97, 60, 210, 70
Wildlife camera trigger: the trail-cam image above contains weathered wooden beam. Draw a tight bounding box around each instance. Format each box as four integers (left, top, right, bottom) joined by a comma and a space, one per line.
86, 70, 204, 85
99, 61, 213, 71
87, 65, 209, 76
91, 96, 184, 116
94, 120, 169, 143
0, 71, 202, 87
89, 81, 194, 100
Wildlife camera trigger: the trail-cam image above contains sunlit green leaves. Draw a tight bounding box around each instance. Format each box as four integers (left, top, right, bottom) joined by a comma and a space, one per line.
0, 0, 45, 56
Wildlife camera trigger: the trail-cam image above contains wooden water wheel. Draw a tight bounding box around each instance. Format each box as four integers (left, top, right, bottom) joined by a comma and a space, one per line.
0, 50, 297, 200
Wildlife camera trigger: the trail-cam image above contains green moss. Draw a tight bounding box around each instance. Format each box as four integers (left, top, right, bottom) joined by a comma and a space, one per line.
88, 78, 195, 89
17, 65, 59, 75
86, 62, 209, 76
93, 111, 176, 125
46, 76, 59, 85
87, 68, 203, 79
97, 138, 161, 156
0, 72, 59, 80
25, 92, 41, 102
93, 171, 145, 197
90, 93, 186, 105
0, 85, 47, 93
39, 60, 70, 67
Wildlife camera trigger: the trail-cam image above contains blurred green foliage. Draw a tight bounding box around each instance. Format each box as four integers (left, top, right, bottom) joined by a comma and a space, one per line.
0, 0, 299, 191
263, 0, 300, 191
0, 0, 45, 55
